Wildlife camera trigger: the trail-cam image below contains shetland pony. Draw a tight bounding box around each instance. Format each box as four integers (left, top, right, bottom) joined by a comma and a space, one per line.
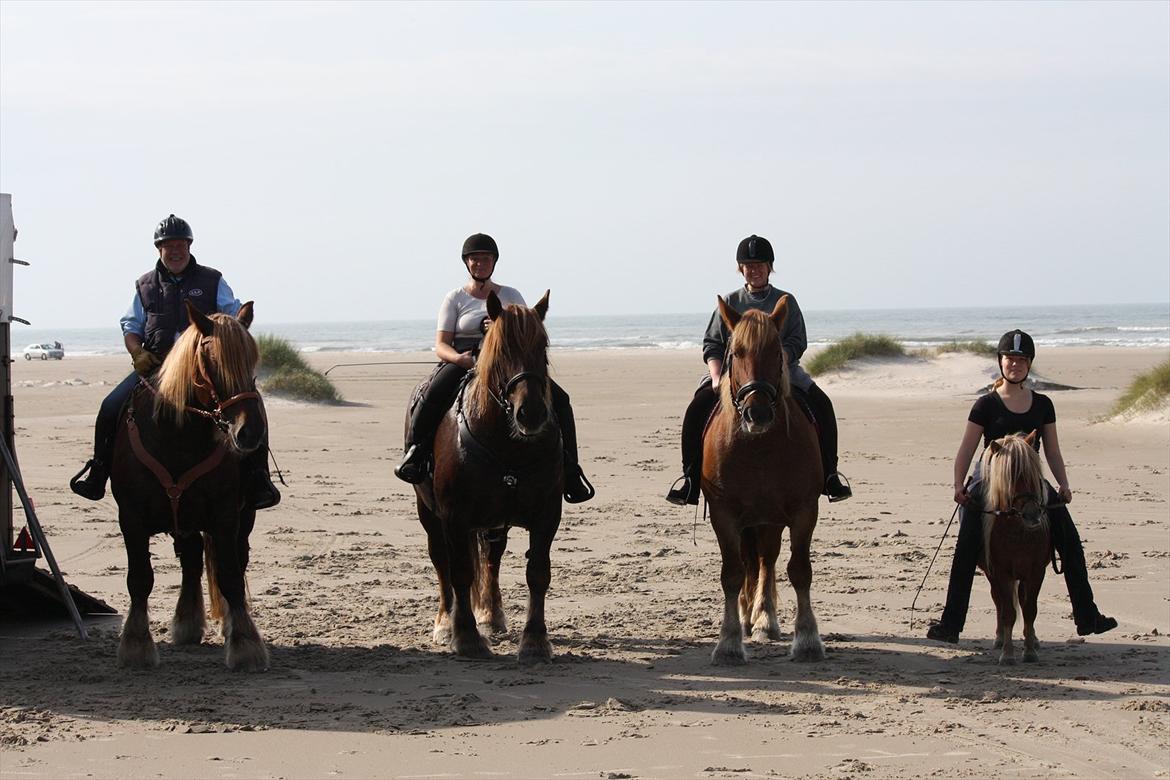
410, 291, 563, 663
702, 295, 825, 664
110, 301, 269, 671
978, 430, 1051, 664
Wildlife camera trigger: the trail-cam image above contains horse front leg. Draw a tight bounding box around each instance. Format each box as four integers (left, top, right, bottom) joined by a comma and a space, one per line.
171, 533, 206, 645
711, 513, 748, 665
518, 513, 559, 665
118, 519, 159, 669
418, 498, 454, 645
751, 525, 784, 642
448, 522, 492, 659
786, 513, 824, 662
738, 527, 758, 637
991, 576, 1018, 665
210, 520, 269, 672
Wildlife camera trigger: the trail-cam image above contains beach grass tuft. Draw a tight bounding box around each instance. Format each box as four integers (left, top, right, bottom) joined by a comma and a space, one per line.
256, 334, 342, 403
1110, 360, 1170, 418
933, 340, 998, 357
807, 333, 906, 376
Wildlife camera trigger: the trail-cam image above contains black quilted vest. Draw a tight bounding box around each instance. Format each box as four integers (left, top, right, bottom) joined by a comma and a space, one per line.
135, 257, 222, 358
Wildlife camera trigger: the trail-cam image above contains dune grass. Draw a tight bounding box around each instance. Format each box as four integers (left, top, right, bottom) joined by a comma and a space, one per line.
1110, 359, 1170, 418
256, 334, 342, 403
932, 340, 998, 357
806, 333, 906, 376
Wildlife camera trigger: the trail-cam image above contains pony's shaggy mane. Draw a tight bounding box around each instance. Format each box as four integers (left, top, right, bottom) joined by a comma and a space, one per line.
468, 303, 549, 416
981, 433, 1049, 554
155, 314, 259, 425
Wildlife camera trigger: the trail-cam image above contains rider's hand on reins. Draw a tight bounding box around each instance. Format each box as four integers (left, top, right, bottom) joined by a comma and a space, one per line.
1058, 484, 1072, 504
953, 484, 970, 505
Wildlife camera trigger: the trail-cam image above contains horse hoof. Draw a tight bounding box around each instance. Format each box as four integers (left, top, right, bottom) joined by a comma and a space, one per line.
452, 634, 493, 660
117, 638, 160, 670
227, 641, 270, 672
790, 635, 825, 663
994, 638, 1004, 650
711, 644, 748, 666
518, 638, 553, 665
1023, 649, 1039, 663
752, 626, 783, 643
170, 619, 206, 646
998, 654, 1017, 666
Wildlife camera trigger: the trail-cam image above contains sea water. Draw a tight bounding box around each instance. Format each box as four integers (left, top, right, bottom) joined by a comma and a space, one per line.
12, 302, 1169, 357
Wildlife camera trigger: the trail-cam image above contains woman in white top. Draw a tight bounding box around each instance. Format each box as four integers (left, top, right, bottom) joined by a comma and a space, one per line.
394, 233, 594, 503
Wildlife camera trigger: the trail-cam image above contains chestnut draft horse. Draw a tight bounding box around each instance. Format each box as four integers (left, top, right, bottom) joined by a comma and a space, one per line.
410, 290, 563, 663
110, 301, 269, 671
977, 430, 1051, 665
703, 295, 825, 665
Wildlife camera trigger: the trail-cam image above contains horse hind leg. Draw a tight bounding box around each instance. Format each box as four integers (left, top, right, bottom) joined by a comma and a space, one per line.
738, 528, 759, 638
711, 517, 748, 665
992, 577, 1018, 665
117, 524, 159, 669
750, 526, 784, 643
787, 517, 825, 662
474, 529, 508, 636
209, 527, 269, 672
170, 533, 206, 645
448, 524, 493, 660
418, 499, 454, 645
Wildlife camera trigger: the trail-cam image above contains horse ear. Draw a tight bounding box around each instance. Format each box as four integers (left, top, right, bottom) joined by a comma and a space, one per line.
237, 301, 254, 330
487, 291, 503, 321
186, 300, 214, 337
770, 294, 790, 330
989, 439, 1003, 456
534, 289, 550, 321
717, 296, 740, 331
1023, 429, 1038, 447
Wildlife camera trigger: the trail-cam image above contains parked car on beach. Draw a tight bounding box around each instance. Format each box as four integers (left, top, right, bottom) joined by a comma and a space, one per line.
23, 343, 64, 360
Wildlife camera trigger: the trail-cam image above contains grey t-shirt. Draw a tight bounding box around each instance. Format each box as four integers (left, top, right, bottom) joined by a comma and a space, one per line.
702, 285, 812, 391
437, 285, 526, 353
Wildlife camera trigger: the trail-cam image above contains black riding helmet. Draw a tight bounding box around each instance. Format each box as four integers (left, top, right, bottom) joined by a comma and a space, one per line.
996, 329, 1036, 384
154, 214, 193, 246
462, 233, 499, 260
736, 234, 774, 267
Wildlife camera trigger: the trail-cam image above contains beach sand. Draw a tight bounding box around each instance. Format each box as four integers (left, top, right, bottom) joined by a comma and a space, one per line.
1, 347, 1167, 779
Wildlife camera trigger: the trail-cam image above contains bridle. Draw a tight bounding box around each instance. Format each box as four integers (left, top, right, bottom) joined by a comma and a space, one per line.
724, 346, 780, 418
982, 492, 1057, 525
486, 370, 547, 419
187, 336, 261, 433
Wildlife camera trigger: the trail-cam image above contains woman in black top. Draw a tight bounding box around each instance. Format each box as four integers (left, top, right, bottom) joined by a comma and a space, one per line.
927, 330, 1116, 642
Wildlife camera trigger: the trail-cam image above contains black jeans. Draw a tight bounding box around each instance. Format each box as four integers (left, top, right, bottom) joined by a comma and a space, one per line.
678, 376, 840, 479
405, 362, 580, 465
939, 484, 1102, 632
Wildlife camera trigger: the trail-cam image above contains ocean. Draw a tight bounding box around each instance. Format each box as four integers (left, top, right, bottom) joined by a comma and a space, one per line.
11, 302, 1169, 357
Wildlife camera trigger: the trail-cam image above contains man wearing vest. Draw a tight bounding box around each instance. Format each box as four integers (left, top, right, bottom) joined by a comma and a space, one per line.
69, 214, 281, 509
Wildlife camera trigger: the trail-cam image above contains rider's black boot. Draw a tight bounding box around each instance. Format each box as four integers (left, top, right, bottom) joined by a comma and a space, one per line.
70, 459, 109, 501
666, 466, 701, 506
824, 471, 853, 502
563, 461, 595, 504
394, 443, 431, 484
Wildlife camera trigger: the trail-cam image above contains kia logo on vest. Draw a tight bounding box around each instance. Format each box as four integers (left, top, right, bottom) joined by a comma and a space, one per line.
187, 289, 203, 297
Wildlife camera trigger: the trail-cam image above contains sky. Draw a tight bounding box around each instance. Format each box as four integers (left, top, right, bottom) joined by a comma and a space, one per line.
1, 1, 1167, 329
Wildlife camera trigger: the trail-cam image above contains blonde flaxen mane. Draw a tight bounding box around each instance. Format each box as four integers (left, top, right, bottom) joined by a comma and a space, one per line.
154, 314, 259, 425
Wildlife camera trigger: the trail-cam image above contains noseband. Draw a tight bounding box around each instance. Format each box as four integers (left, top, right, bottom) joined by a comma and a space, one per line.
487, 370, 547, 418
731, 379, 779, 417
985, 492, 1058, 525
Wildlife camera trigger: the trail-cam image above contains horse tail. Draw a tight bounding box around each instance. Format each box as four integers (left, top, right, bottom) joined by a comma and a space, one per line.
472, 531, 492, 611
204, 532, 226, 622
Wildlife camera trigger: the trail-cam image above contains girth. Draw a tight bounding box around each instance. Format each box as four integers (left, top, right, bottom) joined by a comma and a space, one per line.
125, 406, 228, 536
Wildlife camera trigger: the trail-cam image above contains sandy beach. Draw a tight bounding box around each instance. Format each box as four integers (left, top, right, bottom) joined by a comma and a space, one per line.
1, 346, 1167, 779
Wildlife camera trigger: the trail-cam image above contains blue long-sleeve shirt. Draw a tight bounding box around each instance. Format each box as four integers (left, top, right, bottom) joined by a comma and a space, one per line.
120, 277, 241, 339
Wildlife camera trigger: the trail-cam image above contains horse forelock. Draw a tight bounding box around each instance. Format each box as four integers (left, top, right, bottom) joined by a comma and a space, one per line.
982, 434, 1045, 514
155, 314, 258, 424
728, 310, 790, 395
469, 303, 549, 414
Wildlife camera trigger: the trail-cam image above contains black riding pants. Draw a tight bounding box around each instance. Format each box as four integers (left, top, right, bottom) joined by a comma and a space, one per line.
938, 486, 1102, 633
678, 376, 840, 478
406, 362, 580, 465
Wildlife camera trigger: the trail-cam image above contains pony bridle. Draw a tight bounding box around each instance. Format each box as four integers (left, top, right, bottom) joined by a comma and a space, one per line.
487, 370, 547, 419
731, 379, 779, 417
190, 337, 260, 433
986, 492, 1056, 525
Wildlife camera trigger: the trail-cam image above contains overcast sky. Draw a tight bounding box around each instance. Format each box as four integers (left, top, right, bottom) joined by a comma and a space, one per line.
1, 1, 1167, 328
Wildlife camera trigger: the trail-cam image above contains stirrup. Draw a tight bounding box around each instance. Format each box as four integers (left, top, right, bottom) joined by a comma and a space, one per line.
394, 444, 430, 484
666, 473, 698, 506
564, 465, 595, 504
825, 471, 853, 503
69, 459, 107, 501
